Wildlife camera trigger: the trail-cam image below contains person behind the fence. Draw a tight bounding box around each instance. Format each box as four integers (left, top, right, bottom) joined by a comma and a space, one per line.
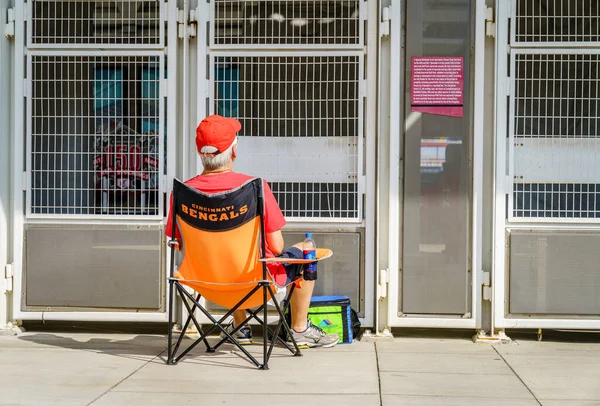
165, 114, 339, 348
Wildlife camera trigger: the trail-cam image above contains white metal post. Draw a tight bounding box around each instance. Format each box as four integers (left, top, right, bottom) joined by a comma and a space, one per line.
195, 1, 209, 178
164, 0, 179, 327
386, 0, 402, 330
492, 1, 509, 333
11, 0, 26, 325
362, 0, 379, 329
471, 0, 486, 330
0, 0, 11, 329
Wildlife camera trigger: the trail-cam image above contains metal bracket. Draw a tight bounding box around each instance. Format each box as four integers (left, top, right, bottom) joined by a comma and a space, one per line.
380, 6, 391, 39
177, 8, 196, 39
360, 1, 368, 21
187, 8, 197, 38
2, 264, 13, 293
378, 268, 389, 300
161, 78, 168, 98
485, 7, 496, 38
361, 328, 394, 342
482, 270, 492, 301
4, 8, 15, 39
360, 79, 368, 98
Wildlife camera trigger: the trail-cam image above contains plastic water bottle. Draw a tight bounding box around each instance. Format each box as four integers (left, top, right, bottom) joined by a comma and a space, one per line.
303, 233, 317, 281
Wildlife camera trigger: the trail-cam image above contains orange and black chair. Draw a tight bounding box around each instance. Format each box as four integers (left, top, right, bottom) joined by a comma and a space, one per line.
165, 178, 331, 369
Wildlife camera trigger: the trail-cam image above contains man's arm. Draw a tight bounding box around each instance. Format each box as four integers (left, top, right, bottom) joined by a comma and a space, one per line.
266, 230, 284, 255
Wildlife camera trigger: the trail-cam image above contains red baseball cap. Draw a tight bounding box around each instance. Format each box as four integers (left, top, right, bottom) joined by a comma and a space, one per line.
195, 115, 242, 154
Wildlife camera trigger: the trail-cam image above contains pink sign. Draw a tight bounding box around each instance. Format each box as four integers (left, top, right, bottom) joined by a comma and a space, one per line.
411, 56, 464, 118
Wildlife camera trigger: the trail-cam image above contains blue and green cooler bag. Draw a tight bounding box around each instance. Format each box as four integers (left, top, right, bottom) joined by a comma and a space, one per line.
287, 295, 361, 343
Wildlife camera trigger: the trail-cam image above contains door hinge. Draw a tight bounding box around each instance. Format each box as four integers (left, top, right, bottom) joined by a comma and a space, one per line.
188, 8, 198, 38
177, 8, 197, 39
177, 9, 185, 38
378, 268, 390, 300
482, 270, 491, 301
3, 264, 13, 293
161, 78, 168, 98
4, 8, 15, 39
380, 6, 391, 38
485, 7, 496, 38
360, 78, 367, 98
360, 1, 368, 21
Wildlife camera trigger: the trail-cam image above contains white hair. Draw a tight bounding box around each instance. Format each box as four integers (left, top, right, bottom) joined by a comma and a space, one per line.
199, 137, 237, 171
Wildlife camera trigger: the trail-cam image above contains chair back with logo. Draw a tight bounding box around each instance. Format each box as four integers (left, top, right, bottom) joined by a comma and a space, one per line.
171, 178, 271, 309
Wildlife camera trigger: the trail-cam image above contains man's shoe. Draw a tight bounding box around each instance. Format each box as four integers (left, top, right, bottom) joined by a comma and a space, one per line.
220, 322, 253, 345
289, 319, 339, 349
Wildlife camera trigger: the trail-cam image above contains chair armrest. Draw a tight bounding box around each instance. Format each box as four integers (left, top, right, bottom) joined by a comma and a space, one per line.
259, 248, 333, 264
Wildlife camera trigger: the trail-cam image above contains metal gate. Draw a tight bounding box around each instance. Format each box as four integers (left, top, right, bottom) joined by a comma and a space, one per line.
386, 0, 486, 329
14, 0, 176, 320
195, 0, 372, 322
26, 0, 167, 219
203, 0, 366, 223
494, 0, 600, 330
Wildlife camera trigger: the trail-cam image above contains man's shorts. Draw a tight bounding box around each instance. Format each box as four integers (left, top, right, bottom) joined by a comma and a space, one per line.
277, 247, 304, 285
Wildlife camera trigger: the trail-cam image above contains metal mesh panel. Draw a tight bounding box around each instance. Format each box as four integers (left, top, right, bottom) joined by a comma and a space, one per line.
212, 0, 362, 47
514, 0, 600, 43
29, 53, 164, 216
213, 54, 361, 219
30, 1, 163, 46
511, 52, 600, 220
514, 183, 600, 218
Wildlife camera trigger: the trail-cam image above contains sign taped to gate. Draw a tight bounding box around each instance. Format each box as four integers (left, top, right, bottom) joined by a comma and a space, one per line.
411, 56, 464, 118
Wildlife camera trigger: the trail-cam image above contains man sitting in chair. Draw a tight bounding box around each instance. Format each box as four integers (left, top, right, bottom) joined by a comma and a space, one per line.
166, 115, 339, 349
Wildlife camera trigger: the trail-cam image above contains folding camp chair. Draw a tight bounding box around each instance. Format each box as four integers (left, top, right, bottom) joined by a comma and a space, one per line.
165, 178, 332, 370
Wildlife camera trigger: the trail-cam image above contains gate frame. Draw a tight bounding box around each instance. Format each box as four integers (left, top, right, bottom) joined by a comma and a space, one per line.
194, 0, 377, 327
493, 0, 600, 331
12, 0, 179, 323
385, 0, 486, 329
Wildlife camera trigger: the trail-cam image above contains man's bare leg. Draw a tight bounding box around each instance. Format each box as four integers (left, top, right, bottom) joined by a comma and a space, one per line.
289, 279, 315, 332
288, 241, 315, 332
232, 309, 247, 327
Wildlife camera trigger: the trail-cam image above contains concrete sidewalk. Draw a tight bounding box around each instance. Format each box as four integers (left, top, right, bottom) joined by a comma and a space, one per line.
1, 329, 599, 406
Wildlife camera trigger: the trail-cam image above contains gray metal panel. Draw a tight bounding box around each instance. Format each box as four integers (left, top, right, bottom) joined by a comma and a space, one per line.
208, 230, 363, 313
509, 231, 600, 315
25, 226, 163, 310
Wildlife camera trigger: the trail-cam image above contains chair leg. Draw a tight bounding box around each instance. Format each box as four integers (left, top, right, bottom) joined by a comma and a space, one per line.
244, 284, 302, 357
167, 281, 303, 369
266, 284, 302, 359
167, 282, 210, 364
261, 283, 269, 370
167, 279, 175, 365
175, 287, 215, 357
176, 282, 264, 368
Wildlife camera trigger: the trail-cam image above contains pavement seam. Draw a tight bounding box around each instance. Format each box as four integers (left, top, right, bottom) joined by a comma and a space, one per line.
374, 342, 383, 406
86, 349, 167, 406
493, 345, 542, 405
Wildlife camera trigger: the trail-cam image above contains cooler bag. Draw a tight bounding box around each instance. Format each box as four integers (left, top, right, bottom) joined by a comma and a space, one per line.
287, 295, 361, 344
